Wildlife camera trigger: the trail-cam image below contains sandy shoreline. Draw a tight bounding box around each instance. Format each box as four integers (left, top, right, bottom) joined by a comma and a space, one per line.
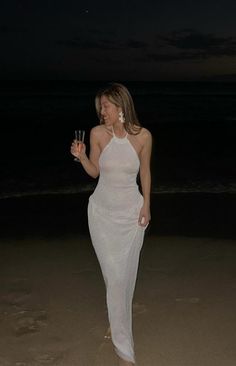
0, 233, 236, 366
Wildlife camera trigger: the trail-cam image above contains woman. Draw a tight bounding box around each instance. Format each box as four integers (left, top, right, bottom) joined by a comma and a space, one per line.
71, 83, 152, 365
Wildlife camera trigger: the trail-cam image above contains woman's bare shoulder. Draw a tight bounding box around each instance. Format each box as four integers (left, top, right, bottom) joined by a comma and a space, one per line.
135, 127, 152, 143
91, 125, 113, 144
90, 125, 107, 138
91, 125, 104, 134
140, 127, 152, 137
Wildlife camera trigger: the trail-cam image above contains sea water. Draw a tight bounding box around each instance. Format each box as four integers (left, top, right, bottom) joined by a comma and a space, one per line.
0, 80, 236, 199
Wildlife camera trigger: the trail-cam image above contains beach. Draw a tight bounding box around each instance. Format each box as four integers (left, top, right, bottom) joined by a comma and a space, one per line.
1, 80, 236, 365
0, 193, 236, 366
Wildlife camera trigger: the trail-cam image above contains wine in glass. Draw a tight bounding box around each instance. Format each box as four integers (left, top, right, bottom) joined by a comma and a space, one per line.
74, 129, 85, 162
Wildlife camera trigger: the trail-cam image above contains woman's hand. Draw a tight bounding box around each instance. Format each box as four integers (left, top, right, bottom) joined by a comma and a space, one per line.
138, 204, 151, 227
70, 140, 87, 161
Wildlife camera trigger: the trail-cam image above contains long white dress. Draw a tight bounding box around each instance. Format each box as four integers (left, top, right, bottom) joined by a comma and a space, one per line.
88, 127, 147, 363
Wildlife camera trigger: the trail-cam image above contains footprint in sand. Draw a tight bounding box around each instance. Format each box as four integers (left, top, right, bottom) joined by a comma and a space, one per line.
15, 317, 39, 336
1, 290, 31, 307
15, 352, 64, 366
0, 278, 31, 311
14, 310, 47, 336
34, 353, 63, 365
133, 302, 147, 317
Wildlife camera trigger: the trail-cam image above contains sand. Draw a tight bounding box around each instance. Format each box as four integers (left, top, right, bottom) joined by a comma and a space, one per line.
1, 233, 236, 366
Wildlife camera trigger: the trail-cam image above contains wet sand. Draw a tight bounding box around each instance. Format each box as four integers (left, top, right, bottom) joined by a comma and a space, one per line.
0, 234, 236, 366
0, 193, 236, 365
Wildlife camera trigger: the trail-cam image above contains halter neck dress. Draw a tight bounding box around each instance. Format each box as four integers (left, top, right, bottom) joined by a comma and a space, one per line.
88, 126, 146, 363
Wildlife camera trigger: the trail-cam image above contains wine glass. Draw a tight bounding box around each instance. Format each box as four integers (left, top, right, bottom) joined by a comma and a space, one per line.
74, 129, 85, 162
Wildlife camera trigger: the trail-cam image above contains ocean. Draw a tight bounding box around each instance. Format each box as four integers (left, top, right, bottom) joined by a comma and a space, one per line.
0, 81, 236, 200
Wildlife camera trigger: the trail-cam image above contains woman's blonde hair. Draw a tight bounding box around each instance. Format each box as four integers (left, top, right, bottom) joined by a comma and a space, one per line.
95, 83, 142, 135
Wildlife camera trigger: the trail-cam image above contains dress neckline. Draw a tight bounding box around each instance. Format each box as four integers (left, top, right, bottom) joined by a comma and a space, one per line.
111, 126, 128, 141
100, 127, 140, 164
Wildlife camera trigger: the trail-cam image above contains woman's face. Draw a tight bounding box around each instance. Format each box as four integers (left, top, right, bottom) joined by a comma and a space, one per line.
100, 95, 120, 126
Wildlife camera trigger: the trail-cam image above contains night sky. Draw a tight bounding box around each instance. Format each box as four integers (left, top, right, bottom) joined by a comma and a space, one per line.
1, 0, 236, 81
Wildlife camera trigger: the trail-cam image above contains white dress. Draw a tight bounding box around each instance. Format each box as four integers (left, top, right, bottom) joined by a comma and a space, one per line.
88, 127, 147, 363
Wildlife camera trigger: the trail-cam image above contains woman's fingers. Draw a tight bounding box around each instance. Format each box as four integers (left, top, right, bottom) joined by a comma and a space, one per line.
70, 142, 79, 157
141, 216, 146, 225
138, 215, 146, 226
70, 142, 86, 158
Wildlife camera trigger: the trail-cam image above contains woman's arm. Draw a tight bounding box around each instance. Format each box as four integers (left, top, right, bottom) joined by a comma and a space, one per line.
71, 127, 100, 179
139, 129, 152, 226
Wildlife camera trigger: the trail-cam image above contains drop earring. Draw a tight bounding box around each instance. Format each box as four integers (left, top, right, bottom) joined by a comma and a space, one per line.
119, 111, 125, 124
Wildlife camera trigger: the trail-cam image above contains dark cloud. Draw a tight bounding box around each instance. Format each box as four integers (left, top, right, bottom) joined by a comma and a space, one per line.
149, 29, 236, 62
148, 52, 207, 62
161, 29, 236, 51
